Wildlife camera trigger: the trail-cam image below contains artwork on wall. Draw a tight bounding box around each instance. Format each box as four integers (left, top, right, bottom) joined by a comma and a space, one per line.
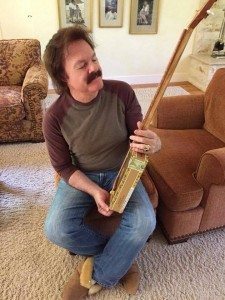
130, 0, 159, 34
58, 0, 92, 32
99, 0, 124, 28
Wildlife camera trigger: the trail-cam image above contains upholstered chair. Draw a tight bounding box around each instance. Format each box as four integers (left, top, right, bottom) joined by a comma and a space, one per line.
147, 68, 225, 243
0, 39, 48, 142
54, 170, 158, 237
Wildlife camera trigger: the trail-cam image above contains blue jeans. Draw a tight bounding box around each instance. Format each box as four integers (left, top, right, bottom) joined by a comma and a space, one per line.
44, 170, 156, 287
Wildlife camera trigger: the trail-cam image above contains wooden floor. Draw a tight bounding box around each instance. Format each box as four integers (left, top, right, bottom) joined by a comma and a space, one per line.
131, 81, 203, 95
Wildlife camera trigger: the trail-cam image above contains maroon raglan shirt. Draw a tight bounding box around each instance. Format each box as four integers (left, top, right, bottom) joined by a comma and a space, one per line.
43, 80, 142, 182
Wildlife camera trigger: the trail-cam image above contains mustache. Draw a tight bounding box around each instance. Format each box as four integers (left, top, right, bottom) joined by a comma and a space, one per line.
87, 69, 102, 84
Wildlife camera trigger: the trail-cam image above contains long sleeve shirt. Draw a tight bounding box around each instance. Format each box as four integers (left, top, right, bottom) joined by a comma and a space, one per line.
43, 80, 142, 182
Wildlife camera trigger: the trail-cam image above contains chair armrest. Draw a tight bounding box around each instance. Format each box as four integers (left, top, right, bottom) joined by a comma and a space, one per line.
196, 147, 225, 189
21, 63, 48, 121
153, 94, 205, 129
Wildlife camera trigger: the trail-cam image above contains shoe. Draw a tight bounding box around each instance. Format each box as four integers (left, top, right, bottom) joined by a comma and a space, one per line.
120, 262, 140, 295
80, 257, 103, 296
62, 257, 103, 299
61, 261, 89, 300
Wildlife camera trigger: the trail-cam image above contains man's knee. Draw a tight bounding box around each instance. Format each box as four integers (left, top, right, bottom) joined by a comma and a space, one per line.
44, 217, 67, 245
44, 216, 83, 246
124, 210, 156, 245
44, 218, 57, 243
136, 212, 156, 238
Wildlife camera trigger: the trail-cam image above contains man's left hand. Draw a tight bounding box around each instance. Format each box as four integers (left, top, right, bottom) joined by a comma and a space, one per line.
129, 121, 161, 154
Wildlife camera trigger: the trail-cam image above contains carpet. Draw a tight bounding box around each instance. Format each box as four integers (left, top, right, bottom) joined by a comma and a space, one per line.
1, 87, 225, 300
44, 86, 189, 116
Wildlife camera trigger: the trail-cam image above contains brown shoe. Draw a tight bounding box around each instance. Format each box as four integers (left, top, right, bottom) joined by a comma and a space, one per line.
120, 262, 140, 295
62, 261, 88, 300
80, 257, 102, 296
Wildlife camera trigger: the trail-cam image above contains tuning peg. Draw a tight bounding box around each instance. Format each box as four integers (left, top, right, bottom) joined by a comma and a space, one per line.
206, 10, 214, 16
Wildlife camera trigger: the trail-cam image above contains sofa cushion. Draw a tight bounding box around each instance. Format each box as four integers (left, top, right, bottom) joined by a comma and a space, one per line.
204, 68, 225, 143
147, 128, 225, 212
0, 86, 25, 124
0, 39, 41, 85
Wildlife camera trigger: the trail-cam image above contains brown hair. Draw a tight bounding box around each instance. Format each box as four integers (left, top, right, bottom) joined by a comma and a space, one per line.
43, 26, 95, 94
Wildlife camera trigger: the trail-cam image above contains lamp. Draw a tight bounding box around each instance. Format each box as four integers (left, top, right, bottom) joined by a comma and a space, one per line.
211, 8, 225, 58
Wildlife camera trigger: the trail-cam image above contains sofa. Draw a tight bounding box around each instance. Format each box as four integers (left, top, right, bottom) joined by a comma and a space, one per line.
146, 68, 225, 243
0, 39, 48, 143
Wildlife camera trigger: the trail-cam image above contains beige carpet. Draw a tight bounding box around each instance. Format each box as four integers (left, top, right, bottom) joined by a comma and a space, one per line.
1, 87, 225, 300
44, 86, 190, 115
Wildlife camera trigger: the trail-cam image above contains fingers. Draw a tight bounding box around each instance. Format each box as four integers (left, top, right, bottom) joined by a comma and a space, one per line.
130, 142, 152, 154
133, 128, 158, 139
130, 124, 161, 154
97, 199, 113, 217
130, 135, 151, 145
129, 131, 158, 153
98, 207, 113, 217
98, 199, 110, 212
137, 121, 143, 130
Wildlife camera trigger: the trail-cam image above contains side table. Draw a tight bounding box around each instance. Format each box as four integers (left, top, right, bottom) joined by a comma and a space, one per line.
188, 54, 225, 91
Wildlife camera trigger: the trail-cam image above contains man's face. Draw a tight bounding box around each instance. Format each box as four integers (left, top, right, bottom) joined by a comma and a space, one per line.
64, 40, 103, 99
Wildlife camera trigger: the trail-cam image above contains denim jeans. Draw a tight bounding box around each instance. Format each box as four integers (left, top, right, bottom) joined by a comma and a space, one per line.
44, 170, 156, 287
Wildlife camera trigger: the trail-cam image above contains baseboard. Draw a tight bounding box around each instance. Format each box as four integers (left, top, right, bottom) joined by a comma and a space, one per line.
47, 72, 188, 90
103, 73, 188, 85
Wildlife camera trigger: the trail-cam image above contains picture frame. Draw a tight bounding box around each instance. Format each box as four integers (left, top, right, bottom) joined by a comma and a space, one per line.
99, 0, 124, 28
130, 0, 159, 34
58, 0, 92, 32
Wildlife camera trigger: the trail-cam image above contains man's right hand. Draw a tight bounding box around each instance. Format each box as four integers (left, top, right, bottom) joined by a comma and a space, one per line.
68, 170, 113, 217
93, 188, 113, 217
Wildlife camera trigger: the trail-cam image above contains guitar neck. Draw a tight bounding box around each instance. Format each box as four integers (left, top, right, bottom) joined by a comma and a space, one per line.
142, 28, 193, 129
142, 0, 217, 129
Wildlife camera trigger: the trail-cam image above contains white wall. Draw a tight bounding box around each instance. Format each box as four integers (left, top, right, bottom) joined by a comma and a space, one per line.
0, 0, 59, 51
94, 0, 200, 84
0, 0, 201, 85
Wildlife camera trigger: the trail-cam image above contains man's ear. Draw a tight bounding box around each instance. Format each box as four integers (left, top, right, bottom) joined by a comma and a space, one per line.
61, 72, 68, 83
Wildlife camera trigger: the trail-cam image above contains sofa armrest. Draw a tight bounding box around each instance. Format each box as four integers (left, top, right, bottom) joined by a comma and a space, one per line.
141, 169, 158, 209
196, 147, 225, 189
153, 94, 205, 129
21, 63, 48, 121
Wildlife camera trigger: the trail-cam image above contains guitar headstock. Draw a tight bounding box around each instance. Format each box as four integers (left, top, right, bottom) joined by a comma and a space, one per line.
188, 0, 217, 29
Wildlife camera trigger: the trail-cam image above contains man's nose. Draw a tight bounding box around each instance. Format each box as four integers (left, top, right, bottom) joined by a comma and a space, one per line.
88, 61, 98, 73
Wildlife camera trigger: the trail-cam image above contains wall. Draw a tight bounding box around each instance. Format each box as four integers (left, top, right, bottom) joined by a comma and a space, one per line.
94, 0, 200, 84
0, 0, 201, 85
0, 0, 59, 50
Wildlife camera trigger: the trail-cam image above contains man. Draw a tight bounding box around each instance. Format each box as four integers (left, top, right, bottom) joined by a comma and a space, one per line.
139, 1, 150, 25
43, 26, 161, 299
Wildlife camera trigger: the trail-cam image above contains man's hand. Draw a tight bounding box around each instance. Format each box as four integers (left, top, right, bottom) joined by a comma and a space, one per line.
93, 188, 113, 217
129, 121, 161, 154
69, 170, 113, 217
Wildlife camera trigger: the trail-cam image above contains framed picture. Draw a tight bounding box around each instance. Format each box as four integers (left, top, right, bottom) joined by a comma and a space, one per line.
58, 0, 92, 32
130, 0, 159, 34
99, 0, 124, 28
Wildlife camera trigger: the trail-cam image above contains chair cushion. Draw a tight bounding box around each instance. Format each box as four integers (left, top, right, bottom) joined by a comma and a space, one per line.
0, 86, 25, 124
147, 128, 225, 212
204, 68, 225, 143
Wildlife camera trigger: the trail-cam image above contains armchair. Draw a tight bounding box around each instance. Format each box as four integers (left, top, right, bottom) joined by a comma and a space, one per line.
146, 68, 225, 243
0, 39, 48, 142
